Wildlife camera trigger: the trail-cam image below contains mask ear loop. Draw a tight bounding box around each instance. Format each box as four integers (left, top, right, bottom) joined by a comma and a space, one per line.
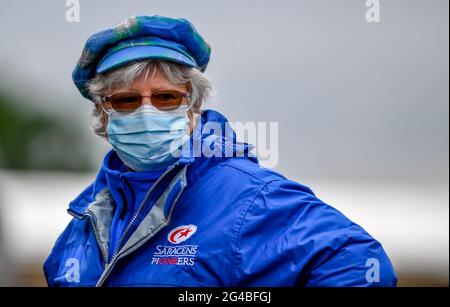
99, 97, 111, 115
185, 92, 193, 113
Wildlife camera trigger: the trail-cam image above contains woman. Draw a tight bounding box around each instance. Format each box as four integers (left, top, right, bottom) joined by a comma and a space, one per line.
44, 15, 397, 287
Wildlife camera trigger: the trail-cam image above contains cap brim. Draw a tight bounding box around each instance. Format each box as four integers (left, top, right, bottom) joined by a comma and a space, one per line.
96, 45, 198, 74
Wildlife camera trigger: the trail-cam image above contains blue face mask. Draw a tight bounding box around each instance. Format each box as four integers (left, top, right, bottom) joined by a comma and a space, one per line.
107, 105, 191, 172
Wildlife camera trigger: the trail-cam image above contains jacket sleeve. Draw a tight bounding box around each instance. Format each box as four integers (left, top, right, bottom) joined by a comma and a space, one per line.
232, 179, 397, 287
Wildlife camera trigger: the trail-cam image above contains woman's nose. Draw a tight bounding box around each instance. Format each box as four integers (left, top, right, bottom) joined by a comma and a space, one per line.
141, 95, 153, 105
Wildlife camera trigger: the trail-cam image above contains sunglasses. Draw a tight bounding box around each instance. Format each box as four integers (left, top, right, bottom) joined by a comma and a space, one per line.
102, 90, 190, 113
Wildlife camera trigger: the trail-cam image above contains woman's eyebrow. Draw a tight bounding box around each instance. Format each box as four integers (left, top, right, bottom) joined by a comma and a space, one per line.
128, 86, 184, 92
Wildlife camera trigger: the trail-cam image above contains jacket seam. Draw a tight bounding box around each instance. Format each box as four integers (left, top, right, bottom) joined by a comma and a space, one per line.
222, 161, 283, 184
230, 178, 282, 285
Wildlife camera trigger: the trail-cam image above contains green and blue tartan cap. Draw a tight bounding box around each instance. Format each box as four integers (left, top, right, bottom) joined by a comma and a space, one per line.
72, 15, 211, 100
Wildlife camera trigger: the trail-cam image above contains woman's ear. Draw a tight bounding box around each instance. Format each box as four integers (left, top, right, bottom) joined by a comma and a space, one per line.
188, 109, 202, 134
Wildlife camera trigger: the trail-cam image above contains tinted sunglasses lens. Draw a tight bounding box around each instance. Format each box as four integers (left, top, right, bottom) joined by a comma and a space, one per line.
108, 92, 142, 112
151, 91, 184, 111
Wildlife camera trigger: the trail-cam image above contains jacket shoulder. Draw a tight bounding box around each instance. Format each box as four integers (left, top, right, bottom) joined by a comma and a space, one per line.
231, 178, 397, 287
222, 158, 285, 183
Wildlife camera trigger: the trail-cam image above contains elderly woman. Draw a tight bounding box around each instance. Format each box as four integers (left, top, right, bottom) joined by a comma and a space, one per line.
44, 15, 397, 287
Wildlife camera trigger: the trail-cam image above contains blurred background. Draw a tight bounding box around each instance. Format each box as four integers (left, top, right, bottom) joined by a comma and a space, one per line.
0, 0, 448, 286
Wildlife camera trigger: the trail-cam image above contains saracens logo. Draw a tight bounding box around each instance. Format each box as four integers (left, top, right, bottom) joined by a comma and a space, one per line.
151, 225, 199, 266
167, 224, 197, 244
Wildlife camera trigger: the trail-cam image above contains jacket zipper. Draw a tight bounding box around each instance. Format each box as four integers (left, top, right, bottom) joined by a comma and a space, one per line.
67, 209, 108, 269
86, 210, 109, 269
97, 162, 183, 286
111, 162, 180, 259
67, 208, 109, 269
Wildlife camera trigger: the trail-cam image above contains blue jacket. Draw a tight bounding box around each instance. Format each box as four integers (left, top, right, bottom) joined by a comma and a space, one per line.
44, 110, 397, 287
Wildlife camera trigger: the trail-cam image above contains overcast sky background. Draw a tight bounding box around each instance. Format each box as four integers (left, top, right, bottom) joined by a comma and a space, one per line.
0, 0, 448, 182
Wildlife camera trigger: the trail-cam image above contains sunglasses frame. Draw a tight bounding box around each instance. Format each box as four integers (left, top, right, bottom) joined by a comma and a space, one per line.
100, 90, 190, 114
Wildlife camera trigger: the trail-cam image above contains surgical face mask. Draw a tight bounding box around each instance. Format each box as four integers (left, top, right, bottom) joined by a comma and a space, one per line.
107, 105, 191, 172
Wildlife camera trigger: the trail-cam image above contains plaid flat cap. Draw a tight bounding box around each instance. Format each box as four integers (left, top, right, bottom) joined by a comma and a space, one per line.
72, 15, 211, 100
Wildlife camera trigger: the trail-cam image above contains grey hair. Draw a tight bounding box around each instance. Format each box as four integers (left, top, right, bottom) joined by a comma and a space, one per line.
86, 59, 213, 138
